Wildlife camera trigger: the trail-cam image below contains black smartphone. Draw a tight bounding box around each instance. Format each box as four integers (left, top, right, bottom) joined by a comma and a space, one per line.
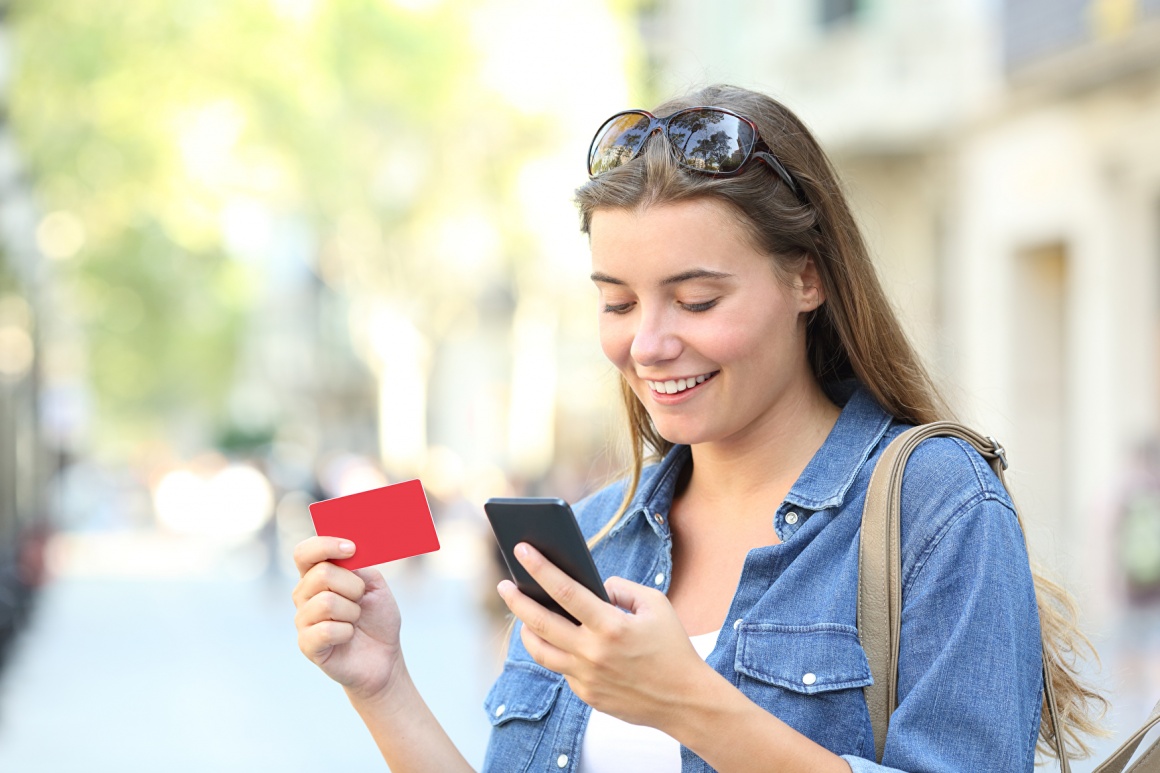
484, 497, 610, 625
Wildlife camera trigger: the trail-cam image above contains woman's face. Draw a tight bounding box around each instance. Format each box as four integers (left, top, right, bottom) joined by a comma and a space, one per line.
589, 198, 823, 449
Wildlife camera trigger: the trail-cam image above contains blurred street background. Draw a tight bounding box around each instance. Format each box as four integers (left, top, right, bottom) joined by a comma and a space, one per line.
1, 0, 1160, 770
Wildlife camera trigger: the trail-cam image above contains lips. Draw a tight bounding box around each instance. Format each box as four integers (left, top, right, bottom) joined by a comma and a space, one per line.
644, 371, 719, 394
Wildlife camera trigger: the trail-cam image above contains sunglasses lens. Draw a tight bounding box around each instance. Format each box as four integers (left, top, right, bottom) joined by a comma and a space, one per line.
589, 112, 653, 175
665, 110, 754, 173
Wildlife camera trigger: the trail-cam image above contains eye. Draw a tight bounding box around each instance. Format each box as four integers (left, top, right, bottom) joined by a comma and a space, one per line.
681, 299, 719, 312
602, 302, 635, 315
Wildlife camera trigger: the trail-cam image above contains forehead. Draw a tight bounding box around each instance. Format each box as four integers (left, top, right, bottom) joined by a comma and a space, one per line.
588, 199, 769, 282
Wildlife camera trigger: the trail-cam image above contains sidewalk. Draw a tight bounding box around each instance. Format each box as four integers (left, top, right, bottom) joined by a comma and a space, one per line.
0, 534, 501, 772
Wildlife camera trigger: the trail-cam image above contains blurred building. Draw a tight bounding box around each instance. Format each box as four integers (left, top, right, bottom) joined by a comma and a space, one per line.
0, 0, 50, 669
638, 0, 1160, 615
221, 208, 379, 463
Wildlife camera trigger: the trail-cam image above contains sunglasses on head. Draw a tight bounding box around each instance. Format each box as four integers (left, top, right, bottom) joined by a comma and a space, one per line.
587, 106, 803, 199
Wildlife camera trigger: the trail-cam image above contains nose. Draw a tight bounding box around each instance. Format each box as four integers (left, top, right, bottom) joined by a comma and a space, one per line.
629, 306, 682, 367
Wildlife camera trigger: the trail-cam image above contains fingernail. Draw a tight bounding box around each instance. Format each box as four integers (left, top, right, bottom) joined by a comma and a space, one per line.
497, 580, 511, 596
514, 543, 529, 559
339, 541, 355, 555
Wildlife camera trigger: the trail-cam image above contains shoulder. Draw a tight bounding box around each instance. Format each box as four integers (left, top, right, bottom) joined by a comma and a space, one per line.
877, 428, 1023, 583
569, 456, 669, 540
571, 477, 630, 540
570, 452, 677, 536
898, 431, 1013, 512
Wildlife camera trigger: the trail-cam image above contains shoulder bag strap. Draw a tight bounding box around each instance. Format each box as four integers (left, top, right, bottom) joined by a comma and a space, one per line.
857, 421, 1066, 769
859, 422, 1160, 771
1093, 698, 1160, 773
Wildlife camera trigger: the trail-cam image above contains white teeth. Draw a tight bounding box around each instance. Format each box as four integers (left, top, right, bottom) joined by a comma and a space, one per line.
646, 373, 715, 393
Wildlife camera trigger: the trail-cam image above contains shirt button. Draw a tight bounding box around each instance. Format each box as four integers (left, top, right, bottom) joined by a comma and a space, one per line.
733, 618, 743, 630
494, 704, 505, 718
802, 672, 817, 686
785, 511, 799, 525
654, 512, 665, 525
557, 754, 569, 767
654, 573, 665, 586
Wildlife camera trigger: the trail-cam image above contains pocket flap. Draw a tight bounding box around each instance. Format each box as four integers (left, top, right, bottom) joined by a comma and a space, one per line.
484, 660, 565, 727
735, 623, 872, 694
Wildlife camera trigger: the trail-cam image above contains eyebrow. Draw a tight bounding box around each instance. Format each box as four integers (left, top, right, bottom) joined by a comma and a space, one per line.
589, 268, 735, 286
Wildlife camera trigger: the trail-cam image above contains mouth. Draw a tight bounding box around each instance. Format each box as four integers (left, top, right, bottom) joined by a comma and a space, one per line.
644, 371, 719, 395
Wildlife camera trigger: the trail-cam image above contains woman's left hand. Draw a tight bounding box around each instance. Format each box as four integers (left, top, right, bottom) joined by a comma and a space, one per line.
497, 542, 710, 731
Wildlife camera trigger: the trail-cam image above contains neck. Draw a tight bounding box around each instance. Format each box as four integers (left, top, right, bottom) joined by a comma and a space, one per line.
683, 377, 840, 510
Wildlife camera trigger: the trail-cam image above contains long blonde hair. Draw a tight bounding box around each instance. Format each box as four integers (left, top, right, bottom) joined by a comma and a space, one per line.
574, 84, 1106, 759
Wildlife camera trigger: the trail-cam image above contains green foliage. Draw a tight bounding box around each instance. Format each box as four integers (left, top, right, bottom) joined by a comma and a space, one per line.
8, 0, 513, 447
10, 0, 644, 459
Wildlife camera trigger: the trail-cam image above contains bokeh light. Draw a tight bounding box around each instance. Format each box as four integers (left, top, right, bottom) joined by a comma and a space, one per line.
153, 463, 275, 544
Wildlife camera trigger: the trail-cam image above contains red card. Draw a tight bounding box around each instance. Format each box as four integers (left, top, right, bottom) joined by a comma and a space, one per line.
308, 479, 440, 570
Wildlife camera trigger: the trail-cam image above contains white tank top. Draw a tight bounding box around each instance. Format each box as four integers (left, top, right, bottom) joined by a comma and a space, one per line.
577, 629, 721, 773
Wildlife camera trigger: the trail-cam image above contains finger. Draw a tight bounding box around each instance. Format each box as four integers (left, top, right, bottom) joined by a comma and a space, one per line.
519, 621, 573, 675
298, 620, 355, 662
497, 579, 581, 653
352, 567, 389, 596
293, 536, 356, 578
353, 567, 383, 587
512, 543, 610, 627
603, 576, 656, 615
294, 590, 362, 630
292, 561, 366, 609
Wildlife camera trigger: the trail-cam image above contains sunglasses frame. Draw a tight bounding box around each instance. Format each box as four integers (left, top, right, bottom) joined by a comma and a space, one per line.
587, 106, 803, 200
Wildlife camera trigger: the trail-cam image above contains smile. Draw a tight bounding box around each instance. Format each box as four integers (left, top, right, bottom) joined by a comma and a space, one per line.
645, 371, 719, 394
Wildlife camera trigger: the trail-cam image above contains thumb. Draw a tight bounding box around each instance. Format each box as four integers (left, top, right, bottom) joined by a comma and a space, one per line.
604, 576, 656, 614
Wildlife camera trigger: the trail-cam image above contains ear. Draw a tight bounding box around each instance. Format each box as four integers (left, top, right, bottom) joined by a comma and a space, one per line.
795, 255, 825, 313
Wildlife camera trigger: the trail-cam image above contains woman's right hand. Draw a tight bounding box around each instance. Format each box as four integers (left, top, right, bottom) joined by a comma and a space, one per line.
292, 537, 404, 702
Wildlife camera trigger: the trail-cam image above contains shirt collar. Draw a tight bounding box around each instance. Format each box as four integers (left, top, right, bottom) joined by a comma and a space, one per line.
783, 383, 894, 511
613, 382, 895, 533
611, 445, 690, 539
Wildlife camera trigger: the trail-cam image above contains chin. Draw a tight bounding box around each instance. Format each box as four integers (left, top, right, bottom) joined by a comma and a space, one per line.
646, 416, 715, 447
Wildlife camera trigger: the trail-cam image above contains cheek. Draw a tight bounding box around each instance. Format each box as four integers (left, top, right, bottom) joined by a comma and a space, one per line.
700, 307, 761, 357
709, 306, 796, 368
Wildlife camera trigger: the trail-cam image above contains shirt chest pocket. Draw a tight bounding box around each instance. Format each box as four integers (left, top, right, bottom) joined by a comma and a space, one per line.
734, 623, 874, 758
481, 660, 565, 773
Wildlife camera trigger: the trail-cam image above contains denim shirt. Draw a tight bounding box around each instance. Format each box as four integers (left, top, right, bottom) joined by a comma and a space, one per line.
481, 385, 1043, 773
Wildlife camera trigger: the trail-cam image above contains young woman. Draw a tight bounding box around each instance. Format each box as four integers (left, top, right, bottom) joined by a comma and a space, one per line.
291, 84, 1103, 772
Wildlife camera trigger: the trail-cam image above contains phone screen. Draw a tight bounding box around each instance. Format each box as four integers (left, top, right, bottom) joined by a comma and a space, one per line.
484, 497, 610, 625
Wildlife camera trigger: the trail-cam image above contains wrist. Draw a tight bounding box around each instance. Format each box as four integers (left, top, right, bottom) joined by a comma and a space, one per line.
345, 658, 414, 717
656, 659, 734, 740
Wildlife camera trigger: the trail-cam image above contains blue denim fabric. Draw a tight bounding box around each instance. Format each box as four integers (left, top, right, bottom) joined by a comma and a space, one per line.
481, 384, 1043, 773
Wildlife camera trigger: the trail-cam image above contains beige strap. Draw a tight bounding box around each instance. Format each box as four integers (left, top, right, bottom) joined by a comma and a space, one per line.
859, 422, 1160, 771
857, 422, 1067, 769
1093, 698, 1160, 772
